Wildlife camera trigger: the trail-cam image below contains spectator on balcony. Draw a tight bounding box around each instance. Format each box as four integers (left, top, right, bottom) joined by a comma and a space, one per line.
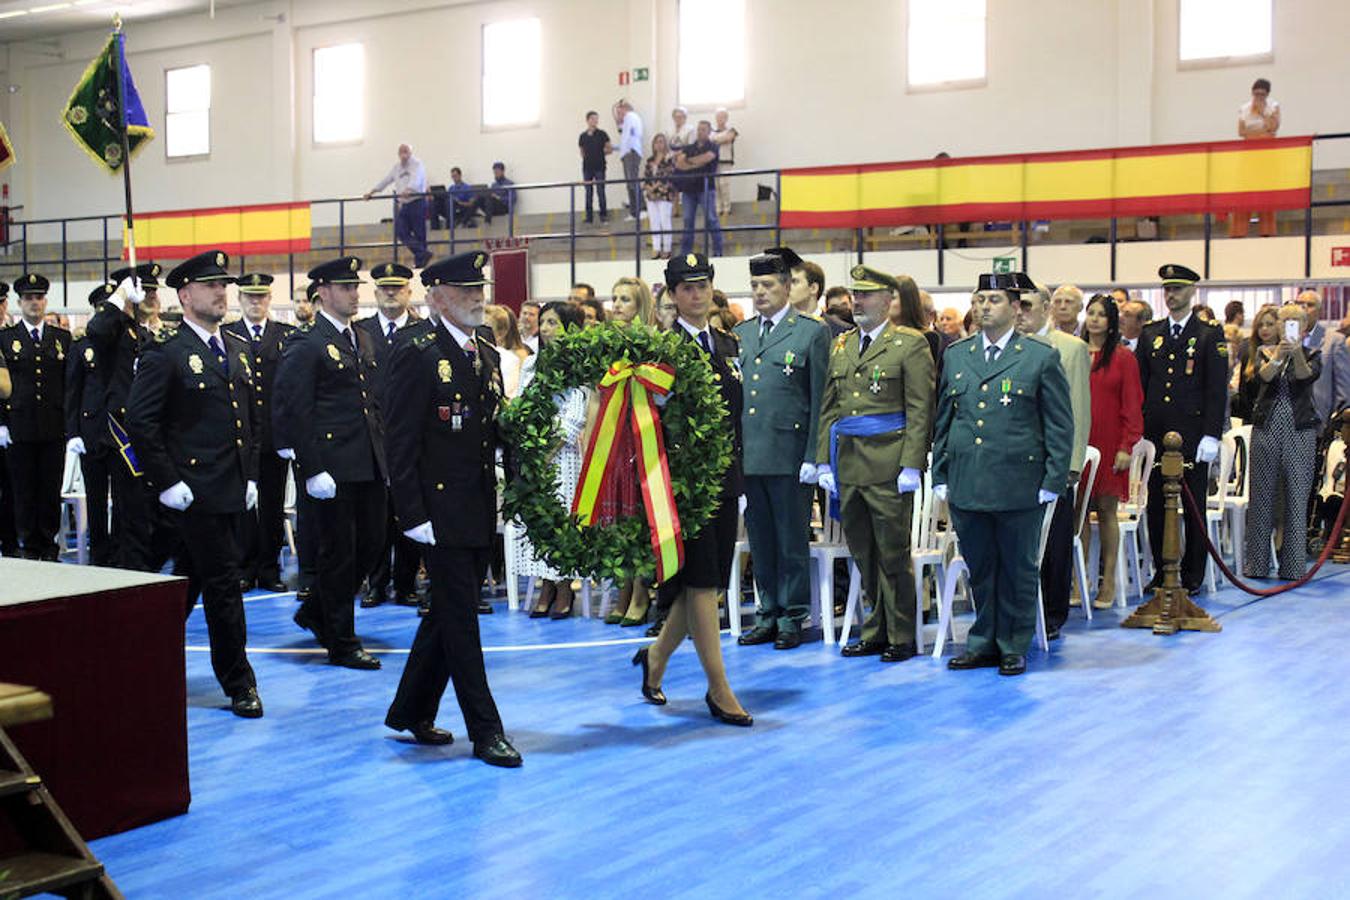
447, 167, 480, 229
712, 108, 739, 219
643, 134, 677, 260
578, 111, 612, 224
669, 106, 694, 152
363, 143, 431, 268
675, 120, 723, 257
477, 162, 516, 225
614, 99, 645, 220
1230, 78, 1280, 238
1052, 284, 1084, 335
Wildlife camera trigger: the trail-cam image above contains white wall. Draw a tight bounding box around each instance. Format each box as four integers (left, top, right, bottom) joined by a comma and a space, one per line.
2, 0, 1349, 223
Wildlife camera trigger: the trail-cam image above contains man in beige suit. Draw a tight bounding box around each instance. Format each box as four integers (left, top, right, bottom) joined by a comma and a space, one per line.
1019, 279, 1091, 640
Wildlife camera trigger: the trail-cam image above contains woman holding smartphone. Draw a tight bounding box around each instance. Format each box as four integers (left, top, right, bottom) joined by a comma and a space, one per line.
1239, 303, 1321, 579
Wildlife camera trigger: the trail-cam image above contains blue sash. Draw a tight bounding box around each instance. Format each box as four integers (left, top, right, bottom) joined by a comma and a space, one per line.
827, 412, 907, 520
107, 414, 144, 478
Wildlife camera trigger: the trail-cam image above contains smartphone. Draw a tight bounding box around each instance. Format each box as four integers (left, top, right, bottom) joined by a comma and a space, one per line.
1285, 319, 1301, 342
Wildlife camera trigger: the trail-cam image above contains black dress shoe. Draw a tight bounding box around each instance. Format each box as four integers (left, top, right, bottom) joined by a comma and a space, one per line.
841, 641, 886, 658
296, 587, 312, 604
947, 651, 1000, 670
258, 578, 288, 593
880, 643, 917, 663
329, 649, 381, 670
737, 625, 777, 646
394, 591, 421, 607
632, 647, 666, 705
477, 599, 494, 614
239, 578, 253, 593
474, 734, 523, 768
998, 654, 1027, 676
773, 631, 803, 650
230, 688, 263, 718
1045, 625, 1062, 642
360, 587, 386, 609
293, 607, 321, 637
404, 720, 453, 745
705, 692, 753, 727
418, 596, 432, 618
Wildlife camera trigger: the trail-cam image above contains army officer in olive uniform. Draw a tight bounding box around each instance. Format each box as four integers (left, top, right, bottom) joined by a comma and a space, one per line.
816, 266, 934, 662
734, 249, 830, 650
933, 272, 1073, 677
0, 273, 72, 560
125, 250, 262, 717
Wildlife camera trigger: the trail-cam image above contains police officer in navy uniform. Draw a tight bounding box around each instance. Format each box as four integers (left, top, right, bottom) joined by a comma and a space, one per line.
125, 250, 262, 718
273, 283, 321, 603
383, 251, 521, 767
225, 273, 296, 592
277, 256, 387, 670
1135, 263, 1228, 594
87, 261, 164, 570
66, 283, 117, 565
0, 273, 73, 560
354, 262, 424, 608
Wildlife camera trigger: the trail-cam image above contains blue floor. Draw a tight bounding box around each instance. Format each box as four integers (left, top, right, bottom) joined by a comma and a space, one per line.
91, 569, 1350, 899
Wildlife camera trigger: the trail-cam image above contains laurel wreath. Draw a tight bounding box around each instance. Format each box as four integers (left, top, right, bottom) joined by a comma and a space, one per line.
500, 322, 732, 582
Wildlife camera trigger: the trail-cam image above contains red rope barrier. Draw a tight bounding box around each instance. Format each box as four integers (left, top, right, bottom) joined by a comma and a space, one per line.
1178, 478, 1350, 597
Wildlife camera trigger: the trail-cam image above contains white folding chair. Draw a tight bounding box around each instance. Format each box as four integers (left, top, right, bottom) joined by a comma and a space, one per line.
1071, 446, 1101, 621
281, 464, 298, 559
1114, 438, 1155, 604
1032, 497, 1060, 652
930, 530, 971, 659
1225, 424, 1253, 576
59, 448, 88, 564
810, 501, 857, 645
726, 511, 757, 637
1204, 436, 1237, 592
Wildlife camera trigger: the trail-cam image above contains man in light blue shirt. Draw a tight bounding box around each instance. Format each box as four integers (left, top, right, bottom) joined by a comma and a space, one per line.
364, 144, 431, 268
615, 99, 645, 219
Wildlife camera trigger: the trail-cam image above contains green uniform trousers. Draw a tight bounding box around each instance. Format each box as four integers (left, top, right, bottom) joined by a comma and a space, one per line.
947, 503, 1044, 657
744, 474, 814, 634
838, 482, 915, 646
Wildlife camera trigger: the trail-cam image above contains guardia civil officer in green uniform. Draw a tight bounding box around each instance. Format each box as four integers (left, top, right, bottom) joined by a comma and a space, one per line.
733, 248, 830, 650
933, 272, 1073, 677
816, 265, 934, 662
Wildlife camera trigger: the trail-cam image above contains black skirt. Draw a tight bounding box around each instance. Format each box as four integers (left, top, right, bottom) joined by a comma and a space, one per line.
655, 491, 738, 607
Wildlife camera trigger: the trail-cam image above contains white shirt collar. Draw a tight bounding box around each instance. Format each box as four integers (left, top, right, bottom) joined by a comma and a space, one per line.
861, 321, 888, 344
377, 311, 408, 333
981, 327, 1015, 354
1168, 311, 1192, 333
1035, 322, 1052, 337
245, 318, 267, 337
759, 304, 790, 331
182, 317, 222, 348
320, 309, 353, 337
22, 320, 43, 340
678, 317, 711, 344
440, 319, 475, 349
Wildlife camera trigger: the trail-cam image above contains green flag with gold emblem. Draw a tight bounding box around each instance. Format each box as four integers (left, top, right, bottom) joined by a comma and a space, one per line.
61, 32, 153, 173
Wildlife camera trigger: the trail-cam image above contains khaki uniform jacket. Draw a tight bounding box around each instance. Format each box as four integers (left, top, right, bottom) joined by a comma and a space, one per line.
1030, 328, 1092, 478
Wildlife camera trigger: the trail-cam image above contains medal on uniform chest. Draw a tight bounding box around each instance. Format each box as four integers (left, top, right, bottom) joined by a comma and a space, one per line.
1153, 335, 1164, 350
452, 401, 463, 431
1186, 337, 1196, 358
437, 359, 452, 383
84, 347, 95, 363
188, 354, 204, 374
327, 343, 341, 361
1185, 337, 1197, 374
869, 365, 882, 394
1000, 378, 1013, 406
10, 340, 19, 355
782, 350, 796, 377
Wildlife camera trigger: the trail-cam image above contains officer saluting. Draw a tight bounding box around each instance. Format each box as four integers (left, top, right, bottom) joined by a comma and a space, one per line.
125, 250, 262, 717
0, 273, 72, 560
225, 273, 296, 592
934, 272, 1073, 676
382, 251, 521, 767
1135, 264, 1227, 595
734, 248, 830, 650
817, 265, 934, 662
278, 256, 387, 670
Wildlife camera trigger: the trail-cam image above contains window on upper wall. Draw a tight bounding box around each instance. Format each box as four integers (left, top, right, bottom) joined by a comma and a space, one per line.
313, 43, 364, 144
1179, 0, 1273, 65
678, 0, 746, 107
907, 0, 987, 90
165, 64, 210, 158
482, 18, 542, 128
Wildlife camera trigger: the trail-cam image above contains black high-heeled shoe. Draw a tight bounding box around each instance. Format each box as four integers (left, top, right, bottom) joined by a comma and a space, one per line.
529, 582, 555, 619
549, 583, 575, 620
705, 691, 753, 727
631, 647, 666, 705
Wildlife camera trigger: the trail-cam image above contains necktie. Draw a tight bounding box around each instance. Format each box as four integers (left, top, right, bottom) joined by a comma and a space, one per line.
251, 323, 262, 342
208, 335, 228, 374
343, 328, 356, 352
860, 334, 872, 354
386, 321, 397, 342
986, 344, 1001, 364
30, 328, 40, 344
760, 319, 772, 342
698, 331, 712, 354
1171, 322, 1182, 341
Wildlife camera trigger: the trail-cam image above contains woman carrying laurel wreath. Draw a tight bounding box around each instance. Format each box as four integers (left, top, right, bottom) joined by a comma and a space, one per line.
512, 301, 590, 618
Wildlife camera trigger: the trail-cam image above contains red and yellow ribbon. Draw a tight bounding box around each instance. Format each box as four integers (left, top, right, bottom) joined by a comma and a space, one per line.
572, 360, 683, 581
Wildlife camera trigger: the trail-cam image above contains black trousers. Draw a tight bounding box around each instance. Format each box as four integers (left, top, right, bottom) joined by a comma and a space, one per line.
1146, 461, 1209, 591
174, 507, 255, 698
6, 438, 64, 560
583, 165, 607, 219
294, 462, 318, 592
302, 478, 386, 657
1040, 484, 1077, 630
386, 545, 503, 742
238, 452, 288, 585
368, 497, 422, 598
0, 448, 17, 555
80, 449, 113, 566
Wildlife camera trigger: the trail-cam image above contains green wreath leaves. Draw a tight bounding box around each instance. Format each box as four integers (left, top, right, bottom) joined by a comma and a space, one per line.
501, 322, 732, 583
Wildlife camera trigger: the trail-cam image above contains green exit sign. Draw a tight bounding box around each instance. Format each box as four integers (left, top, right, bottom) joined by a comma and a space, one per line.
632, 67, 649, 82
992, 256, 1016, 274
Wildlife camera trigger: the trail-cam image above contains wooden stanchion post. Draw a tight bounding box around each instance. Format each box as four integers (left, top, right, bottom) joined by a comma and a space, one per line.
1122, 431, 1222, 634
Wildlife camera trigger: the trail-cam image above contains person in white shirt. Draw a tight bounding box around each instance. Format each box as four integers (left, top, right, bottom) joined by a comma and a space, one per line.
364, 144, 431, 267
1231, 78, 1280, 238
614, 99, 645, 220
711, 108, 739, 218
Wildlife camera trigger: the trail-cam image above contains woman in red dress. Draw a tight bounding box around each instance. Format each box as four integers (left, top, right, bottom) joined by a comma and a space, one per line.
1080, 293, 1144, 609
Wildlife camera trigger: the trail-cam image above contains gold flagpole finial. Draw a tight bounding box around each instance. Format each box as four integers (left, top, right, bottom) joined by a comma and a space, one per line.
112, 12, 123, 33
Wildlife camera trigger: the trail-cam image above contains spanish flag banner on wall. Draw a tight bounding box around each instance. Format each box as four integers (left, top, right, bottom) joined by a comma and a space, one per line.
778, 136, 1313, 229
122, 202, 312, 259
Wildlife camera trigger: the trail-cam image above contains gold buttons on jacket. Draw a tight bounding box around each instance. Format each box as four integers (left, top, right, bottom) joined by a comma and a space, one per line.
752, 373, 760, 381
436, 483, 444, 491
981, 384, 988, 392
748, 407, 757, 415
976, 419, 984, 427
975, 437, 983, 445
977, 401, 986, 409
326, 432, 333, 439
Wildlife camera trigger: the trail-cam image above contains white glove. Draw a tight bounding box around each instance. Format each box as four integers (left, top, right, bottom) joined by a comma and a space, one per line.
245, 480, 258, 510
933, 484, 948, 502
158, 481, 195, 510
817, 465, 836, 496
1038, 489, 1058, 505
276, 447, 295, 460
737, 495, 747, 516
404, 521, 436, 545
897, 467, 921, 494
67, 437, 86, 456
798, 462, 818, 485
306, 471, 338, 500
116, 275, 145, 305
0, 426, 10, 448
1196, 436, 1220, 464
